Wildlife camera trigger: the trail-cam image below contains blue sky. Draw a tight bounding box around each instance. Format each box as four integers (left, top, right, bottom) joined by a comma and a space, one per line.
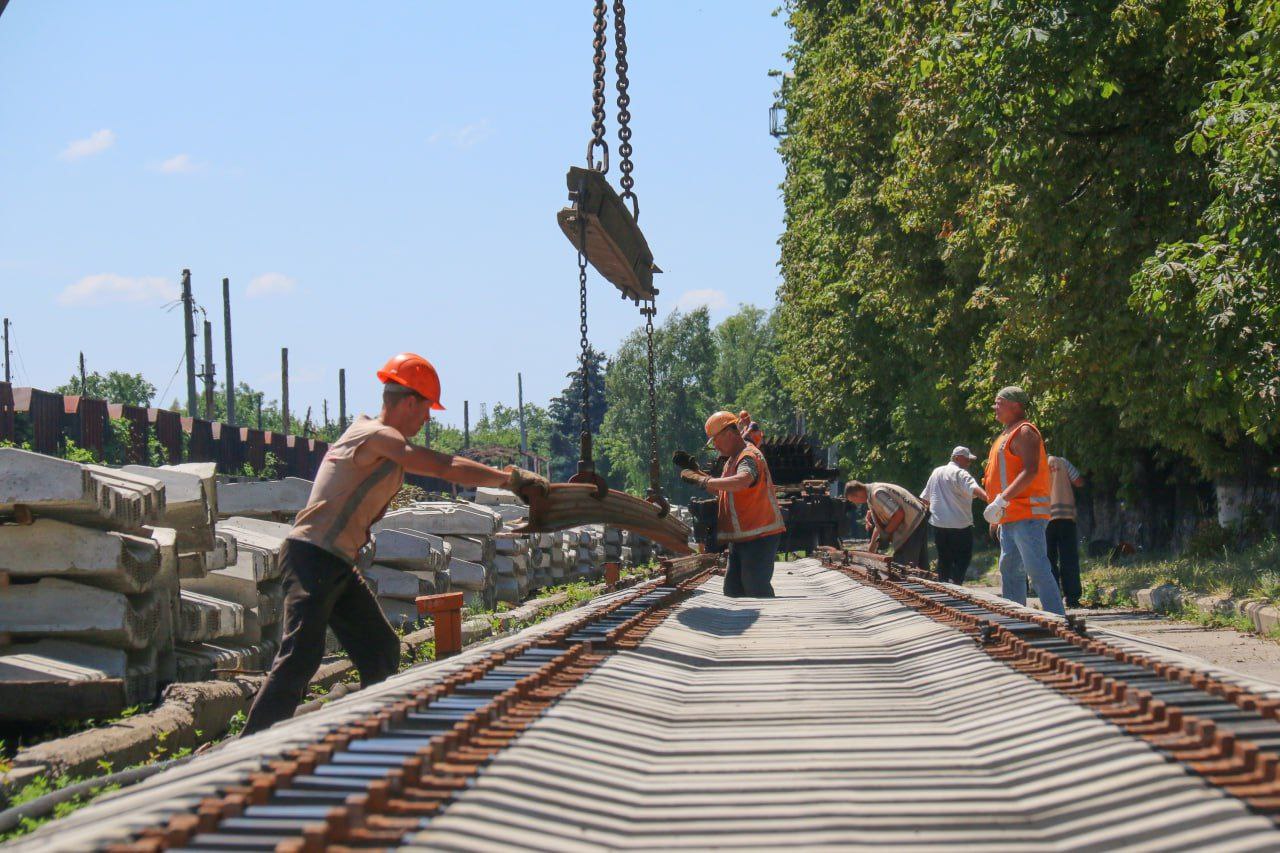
0, 2, 790, 428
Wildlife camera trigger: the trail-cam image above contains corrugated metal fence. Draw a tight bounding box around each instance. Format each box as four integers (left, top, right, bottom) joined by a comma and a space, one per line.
0, 380, 327, 479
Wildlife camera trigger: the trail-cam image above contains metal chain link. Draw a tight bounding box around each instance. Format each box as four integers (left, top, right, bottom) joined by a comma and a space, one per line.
587, 0, 610, 174
613, 0, 637, 219
643, 300, 660, 496
577, 179, 593, 462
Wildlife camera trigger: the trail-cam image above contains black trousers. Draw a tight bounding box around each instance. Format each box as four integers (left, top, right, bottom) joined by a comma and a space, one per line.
932, 526, 973, 585
242, 539, 401, 736
1046, 518, 1082, 606
893, 522, 929, 572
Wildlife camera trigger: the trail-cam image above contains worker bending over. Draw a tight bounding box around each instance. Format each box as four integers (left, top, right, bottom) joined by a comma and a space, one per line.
242, 354, 549, 735
682, 411, 786, 597
982, 386, 1065, 615
742, 420, 763, 446
845, 481, 929, 570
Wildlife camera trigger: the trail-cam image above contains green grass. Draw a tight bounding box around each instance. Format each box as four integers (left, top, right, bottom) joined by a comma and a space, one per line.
1081, 537, 1280, 604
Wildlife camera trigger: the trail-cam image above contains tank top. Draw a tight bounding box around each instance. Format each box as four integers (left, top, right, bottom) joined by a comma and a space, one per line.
289, 416, 406, 563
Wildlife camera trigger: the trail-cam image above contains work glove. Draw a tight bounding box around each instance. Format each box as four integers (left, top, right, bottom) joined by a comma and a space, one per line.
982, 492, 1009, 524
672, 449, 701, 472
679, 468, 710, 490
504, 466, 550, 505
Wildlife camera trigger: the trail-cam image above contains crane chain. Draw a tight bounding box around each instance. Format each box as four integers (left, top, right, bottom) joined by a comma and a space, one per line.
644, 301, 660, 498
577, 180, 592, 465
613, 0, 638, 220
587, 0, 609, 174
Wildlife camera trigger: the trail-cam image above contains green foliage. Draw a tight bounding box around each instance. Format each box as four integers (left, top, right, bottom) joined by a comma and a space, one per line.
55, 370, 155, 407
547, 347, 609, 481
775, 0, 1278, 500
599, 308, 718, 501
712, 306, 796, 438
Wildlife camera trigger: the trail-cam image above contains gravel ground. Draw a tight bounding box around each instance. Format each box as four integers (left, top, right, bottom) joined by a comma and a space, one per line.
969, 584, 1280, 686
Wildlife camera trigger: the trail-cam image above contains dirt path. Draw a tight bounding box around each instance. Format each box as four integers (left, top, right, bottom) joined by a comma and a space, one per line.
969, 585, 1280, 685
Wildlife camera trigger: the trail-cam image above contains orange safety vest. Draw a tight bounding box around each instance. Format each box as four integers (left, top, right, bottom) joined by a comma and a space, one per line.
717, 442, 786, 543
984, 421, 1051, 524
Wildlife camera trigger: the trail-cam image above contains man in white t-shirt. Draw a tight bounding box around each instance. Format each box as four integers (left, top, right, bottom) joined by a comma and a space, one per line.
919, 446, 989, 584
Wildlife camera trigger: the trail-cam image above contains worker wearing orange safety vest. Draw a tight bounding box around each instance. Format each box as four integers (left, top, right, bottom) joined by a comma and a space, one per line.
242, 354, 550, 736
682, 410, 786, 597
981, 386, 1065, 615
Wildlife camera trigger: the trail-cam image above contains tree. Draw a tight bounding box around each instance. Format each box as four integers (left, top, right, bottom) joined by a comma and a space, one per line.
599, 308, 718, 501
1128, 0, 1280, 483
56, 371, 156, 407
713, 306, 796, 439
547, 347, 609, 482
774, 0, 1268, 529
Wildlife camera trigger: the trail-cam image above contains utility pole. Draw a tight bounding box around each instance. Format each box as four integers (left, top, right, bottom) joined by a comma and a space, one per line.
201, 318, 215, 419
303, 406, 312, 437
181, 269, 198, 417
2, 318, 10, 384
463, 400, 470, 449
323, 399, 329, 430
257, 397, 263, 429
78, 352, 87, 394
223, 278, 236, 425
338, 369, 347, 431
281, 347, 290, 435
517, 373, 528, 454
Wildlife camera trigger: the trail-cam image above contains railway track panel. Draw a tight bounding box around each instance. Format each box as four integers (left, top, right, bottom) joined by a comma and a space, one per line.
410, 561, 1278, 850
10, 571, 709, 853
17, 556, 1280, 851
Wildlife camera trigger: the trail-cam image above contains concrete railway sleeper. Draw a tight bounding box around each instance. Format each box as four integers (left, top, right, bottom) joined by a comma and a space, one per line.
817, 548, 1280, 821
96, 557, 720, 852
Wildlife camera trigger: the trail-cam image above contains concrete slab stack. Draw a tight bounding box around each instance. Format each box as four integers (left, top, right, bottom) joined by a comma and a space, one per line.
179, 516, 288, 677
493, 533, 532, 603
0, 448, 166, 530
361, 564, 432, 629
371, 528, 450, 594
0, 451, 177, 721
215, 477, 313, 519
375, 502, 502, 609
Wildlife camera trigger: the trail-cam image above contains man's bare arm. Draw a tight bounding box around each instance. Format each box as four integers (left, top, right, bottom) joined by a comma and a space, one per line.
357, 432, 512, 489
973, 486, 989, 502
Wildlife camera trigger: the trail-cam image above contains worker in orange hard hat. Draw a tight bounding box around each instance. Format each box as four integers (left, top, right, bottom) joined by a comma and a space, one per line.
737, 410, 751, 433
682, 410, 786, 597
242, 353, 550, 736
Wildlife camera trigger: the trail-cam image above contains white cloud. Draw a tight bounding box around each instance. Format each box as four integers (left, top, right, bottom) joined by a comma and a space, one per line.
157, 153, 200, 174
246, 273, 297, 298
60, 129, 116, 161
673, 288, 729, 313
57, 273, 177, 306
428, 119, 492, 150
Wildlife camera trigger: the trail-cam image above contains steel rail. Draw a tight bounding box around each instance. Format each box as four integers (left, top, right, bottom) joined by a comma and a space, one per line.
95, 558, 721, 852
817, 547, 1280, 819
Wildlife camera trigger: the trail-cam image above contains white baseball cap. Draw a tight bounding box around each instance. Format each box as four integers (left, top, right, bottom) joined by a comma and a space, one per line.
951, 445, 977, 460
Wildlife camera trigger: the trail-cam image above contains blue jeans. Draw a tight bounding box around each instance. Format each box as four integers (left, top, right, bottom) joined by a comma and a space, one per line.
724, 534, 779, 598
999, 518, 1065, 616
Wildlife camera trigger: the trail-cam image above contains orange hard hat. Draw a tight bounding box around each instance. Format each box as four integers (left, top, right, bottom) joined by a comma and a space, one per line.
704, 410, 739, 447
377, 353, 445, 410
738, 410, 750, 420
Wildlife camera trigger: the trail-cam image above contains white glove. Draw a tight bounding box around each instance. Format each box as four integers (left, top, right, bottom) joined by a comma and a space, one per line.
983, 493, 1009, 524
